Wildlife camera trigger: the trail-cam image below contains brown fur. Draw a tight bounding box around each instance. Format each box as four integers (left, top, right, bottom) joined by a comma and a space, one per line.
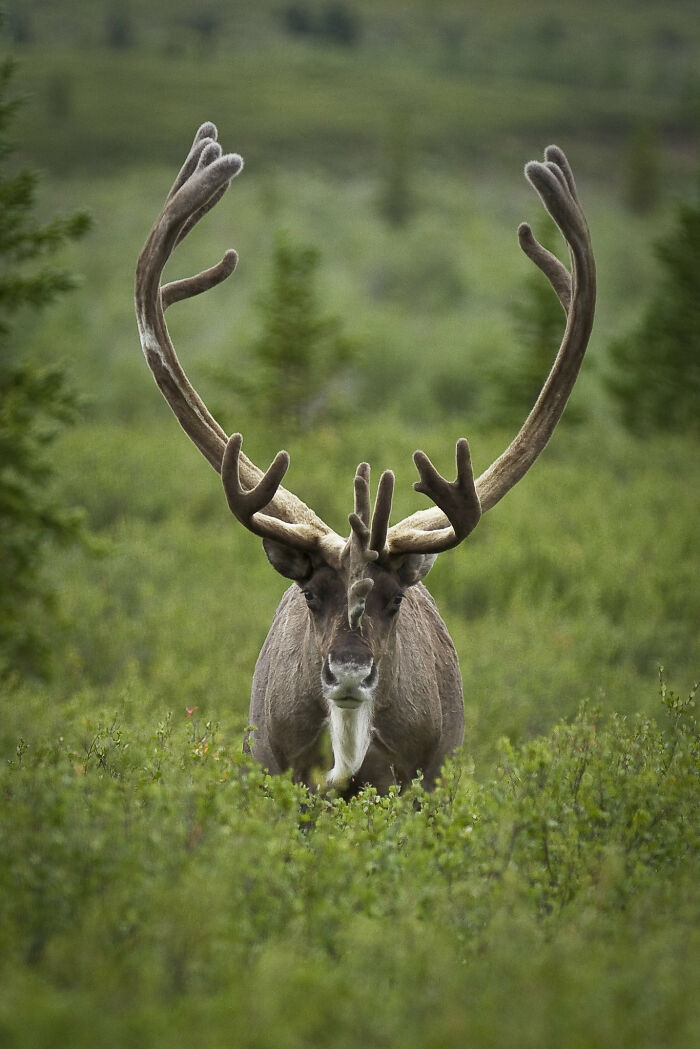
246, 578, 463, 795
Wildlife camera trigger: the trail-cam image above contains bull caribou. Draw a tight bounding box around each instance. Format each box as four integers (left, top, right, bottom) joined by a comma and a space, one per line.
135, 124, 595, 796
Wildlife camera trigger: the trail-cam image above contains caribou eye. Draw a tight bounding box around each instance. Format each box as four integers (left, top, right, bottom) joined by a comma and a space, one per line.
301, 588, 316, 608
388, 594, 404, 616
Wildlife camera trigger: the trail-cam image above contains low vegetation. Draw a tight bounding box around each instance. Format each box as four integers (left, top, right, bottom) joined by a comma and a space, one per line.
1, 671, 697, 1047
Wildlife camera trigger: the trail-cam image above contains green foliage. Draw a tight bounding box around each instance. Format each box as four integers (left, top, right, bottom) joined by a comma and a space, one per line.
226, 232, 353, 430
0, 676, 697, 1047
607, 190, 700, 434
491, 677, 699, 917
0, 362, 85, 677
0, 56, 91, 679
35, 415, 700, 771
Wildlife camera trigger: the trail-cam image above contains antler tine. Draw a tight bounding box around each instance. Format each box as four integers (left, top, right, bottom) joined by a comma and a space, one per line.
165, 122, 218, 203
348, 473, 379, 567
346, 465, 396, 628
162, 127, 239, 250
348, 465, 395, 561
386, 145, 595, 554
173, 146, 234, 248
346, 464, 379, 629
348, 574, 374, 631
353, 463, 372, 528
543, 145, 581, 205
370, 470, 395, 558
517, 225, 571, 312
161, 249, 239, 310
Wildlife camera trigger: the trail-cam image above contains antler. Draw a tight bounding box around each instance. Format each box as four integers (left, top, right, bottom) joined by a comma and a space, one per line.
137, 131, 593, 570
386, 144, 595, 555
387, 439, 482, 555
345, 465, 395, 627
221, 433, 344, 560
135, 122, 344, 557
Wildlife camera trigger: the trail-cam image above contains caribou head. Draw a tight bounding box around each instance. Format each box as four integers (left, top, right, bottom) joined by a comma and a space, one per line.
135, 124, 595, 795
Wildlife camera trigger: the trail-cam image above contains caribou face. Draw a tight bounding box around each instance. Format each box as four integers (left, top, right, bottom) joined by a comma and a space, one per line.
263, 540, 436, 714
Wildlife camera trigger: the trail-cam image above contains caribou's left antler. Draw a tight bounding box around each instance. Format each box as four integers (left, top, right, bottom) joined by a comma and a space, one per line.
386, 145, 595, 555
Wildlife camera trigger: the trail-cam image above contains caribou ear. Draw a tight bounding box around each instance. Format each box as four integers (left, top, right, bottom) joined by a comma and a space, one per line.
262, 538, 313, 582
395, 553, 438, 587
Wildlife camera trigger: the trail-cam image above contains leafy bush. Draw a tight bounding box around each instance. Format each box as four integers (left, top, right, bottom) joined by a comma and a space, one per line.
0, 676, 697, 1047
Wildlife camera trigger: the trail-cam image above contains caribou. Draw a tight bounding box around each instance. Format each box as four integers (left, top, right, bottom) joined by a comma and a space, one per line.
135, 123, 595, 796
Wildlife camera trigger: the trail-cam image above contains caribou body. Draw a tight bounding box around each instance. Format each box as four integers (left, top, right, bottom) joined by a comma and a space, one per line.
135, 124, 595, 796
247, 551, 464, 792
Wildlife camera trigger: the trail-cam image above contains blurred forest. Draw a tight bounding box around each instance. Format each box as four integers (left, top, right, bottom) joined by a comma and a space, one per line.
1, 2, 699, 1047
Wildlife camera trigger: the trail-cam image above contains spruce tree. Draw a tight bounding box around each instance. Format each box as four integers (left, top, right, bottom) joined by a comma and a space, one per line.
607, 191, 700, 435
0, 54, 91, 678
247, 232, 352, 431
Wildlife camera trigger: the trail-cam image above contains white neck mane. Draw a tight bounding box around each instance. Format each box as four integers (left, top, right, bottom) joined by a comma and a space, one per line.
325, 702, 374, 790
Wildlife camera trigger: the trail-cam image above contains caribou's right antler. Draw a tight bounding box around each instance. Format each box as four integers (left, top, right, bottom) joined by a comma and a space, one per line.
135, 122, 345, 561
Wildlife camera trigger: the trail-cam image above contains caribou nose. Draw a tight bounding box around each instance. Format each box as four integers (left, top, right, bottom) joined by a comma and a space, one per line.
323, 653, 377, 694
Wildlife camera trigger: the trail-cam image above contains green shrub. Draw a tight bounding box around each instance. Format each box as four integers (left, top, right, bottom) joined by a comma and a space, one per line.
0, 674, 697, 1047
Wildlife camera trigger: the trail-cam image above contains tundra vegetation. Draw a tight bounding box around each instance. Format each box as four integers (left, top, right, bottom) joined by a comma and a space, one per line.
1, 2, 699, 1046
